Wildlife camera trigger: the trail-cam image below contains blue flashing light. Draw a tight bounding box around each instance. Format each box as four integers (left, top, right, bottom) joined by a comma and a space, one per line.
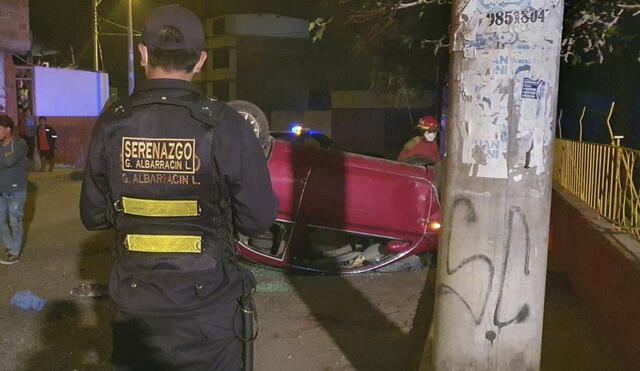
289, 123, 303, 136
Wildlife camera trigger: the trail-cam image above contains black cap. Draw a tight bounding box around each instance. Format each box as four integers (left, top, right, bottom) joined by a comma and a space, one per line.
142, 5, 204, 50
0, 115, 15, 129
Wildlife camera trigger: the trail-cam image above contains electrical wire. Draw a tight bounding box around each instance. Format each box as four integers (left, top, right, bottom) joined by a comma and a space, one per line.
13, 54, 33, 66
99, 17, 142, 34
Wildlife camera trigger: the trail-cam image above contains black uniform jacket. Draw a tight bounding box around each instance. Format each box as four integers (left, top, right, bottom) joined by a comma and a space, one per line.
79, 79, 278, 317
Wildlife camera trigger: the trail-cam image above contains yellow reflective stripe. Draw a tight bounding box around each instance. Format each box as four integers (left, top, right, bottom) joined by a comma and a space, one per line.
126, 234, 201, 253
122, 197, 199, 217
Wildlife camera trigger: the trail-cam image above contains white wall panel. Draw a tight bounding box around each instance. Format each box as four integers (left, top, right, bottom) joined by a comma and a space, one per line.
34, 67, 109, 117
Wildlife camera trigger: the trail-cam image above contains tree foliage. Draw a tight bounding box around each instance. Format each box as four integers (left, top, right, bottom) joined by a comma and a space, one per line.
562, 0, 640, 64
311, 0, 640, 89
311, 0, 451, 91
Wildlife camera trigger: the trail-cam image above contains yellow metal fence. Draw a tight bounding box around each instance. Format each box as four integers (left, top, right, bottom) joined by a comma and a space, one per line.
553, 139, 640, 240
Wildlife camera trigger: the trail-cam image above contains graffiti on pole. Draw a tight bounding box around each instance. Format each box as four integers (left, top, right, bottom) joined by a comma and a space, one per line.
492, 206, 531, 332
438, 195, 495, 325
438, 196, 533, 344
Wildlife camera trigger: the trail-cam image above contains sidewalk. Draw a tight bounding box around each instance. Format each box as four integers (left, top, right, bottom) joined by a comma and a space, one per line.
0, 170, 621, 370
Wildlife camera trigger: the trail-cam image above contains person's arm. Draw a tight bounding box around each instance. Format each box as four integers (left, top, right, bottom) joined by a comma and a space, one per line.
79, 119, 111, 230
0, 138, 28, 168
428, 141, 441, 162
48, 125, 58, 144
214, 106, 278, 237
397, 137, 421, 161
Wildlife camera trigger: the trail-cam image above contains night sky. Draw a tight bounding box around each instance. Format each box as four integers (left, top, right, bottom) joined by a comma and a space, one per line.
29, 0, 208, 91
28, 0, 316, 92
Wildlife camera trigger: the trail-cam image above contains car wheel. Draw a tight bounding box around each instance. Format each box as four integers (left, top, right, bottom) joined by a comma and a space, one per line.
227, 100, 272, 157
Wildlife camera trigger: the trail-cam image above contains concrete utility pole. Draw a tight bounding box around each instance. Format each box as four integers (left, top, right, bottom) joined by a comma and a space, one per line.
127, 0, 134, 95
426, 0, 565, 369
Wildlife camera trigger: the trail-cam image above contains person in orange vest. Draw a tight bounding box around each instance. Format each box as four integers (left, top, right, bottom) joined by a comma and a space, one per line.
397, 115, 441, 164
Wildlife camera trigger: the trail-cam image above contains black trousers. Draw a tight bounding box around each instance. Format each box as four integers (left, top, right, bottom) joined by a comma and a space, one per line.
112, 309, 242, 371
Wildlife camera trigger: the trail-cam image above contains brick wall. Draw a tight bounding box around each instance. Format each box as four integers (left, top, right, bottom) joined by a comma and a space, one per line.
4, 52, 17, 123
0, 0, 30, 52
43, 117, 97, 168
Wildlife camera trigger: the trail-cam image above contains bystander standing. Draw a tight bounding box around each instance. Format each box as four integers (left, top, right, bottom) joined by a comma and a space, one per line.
22, 108, 37, 159
0, 115, 28, 265
36, 116, 57, 172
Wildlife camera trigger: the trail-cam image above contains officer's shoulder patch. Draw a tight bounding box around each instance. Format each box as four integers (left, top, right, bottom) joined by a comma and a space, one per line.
191, 97, 225, 127
101, 97, 132, 120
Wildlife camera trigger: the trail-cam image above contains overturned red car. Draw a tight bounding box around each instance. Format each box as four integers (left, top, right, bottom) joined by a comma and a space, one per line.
229, 101, 441, 274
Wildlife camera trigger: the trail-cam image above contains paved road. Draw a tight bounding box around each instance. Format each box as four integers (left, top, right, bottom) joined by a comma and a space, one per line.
0, 170, 621, 370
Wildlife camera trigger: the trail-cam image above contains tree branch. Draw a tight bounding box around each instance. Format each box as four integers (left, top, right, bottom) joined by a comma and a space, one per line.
619, 4, 640, 16
397, 0, 450, 9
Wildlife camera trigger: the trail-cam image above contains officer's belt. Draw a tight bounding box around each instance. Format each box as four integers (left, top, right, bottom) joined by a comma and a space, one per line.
118, 196, 200, 217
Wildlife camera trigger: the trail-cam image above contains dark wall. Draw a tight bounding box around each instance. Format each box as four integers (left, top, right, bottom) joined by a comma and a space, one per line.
550, 185, 640, 368
45, 117, 97, 167
332, 107, 435, 159
236, 36, 310, 111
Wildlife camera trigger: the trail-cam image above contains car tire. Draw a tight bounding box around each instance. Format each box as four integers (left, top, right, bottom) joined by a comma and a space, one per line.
227, 100, 273, 157
249, 232, 274, 251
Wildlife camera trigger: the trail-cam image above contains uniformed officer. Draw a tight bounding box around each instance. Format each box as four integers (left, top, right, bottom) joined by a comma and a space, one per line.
79, 5, 278, 370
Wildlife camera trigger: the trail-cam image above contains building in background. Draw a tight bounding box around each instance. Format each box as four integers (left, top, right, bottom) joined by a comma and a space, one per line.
194, 13, 311, 112
0, 0, 31, 124
193, 3, 438, 159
